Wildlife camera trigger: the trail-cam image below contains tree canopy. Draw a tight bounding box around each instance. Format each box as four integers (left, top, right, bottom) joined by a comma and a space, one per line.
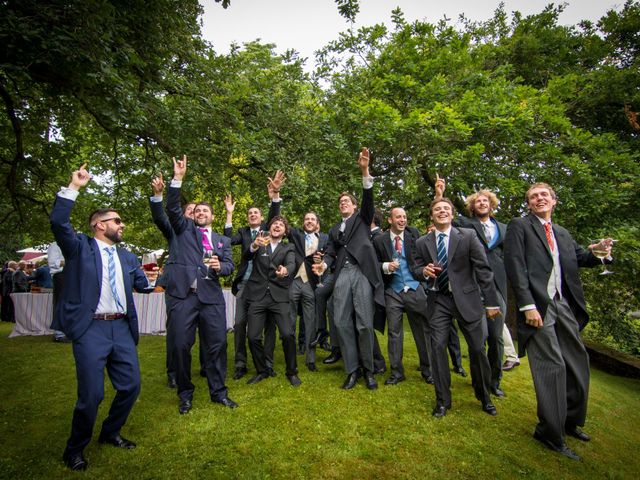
1, 0, 638, 353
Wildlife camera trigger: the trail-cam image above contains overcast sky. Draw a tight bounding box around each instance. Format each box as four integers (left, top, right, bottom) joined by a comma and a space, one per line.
201, 0, 620, 67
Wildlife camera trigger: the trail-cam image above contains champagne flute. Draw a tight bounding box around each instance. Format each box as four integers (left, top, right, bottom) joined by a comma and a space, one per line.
591, 238, 614, 275
259, 230, 270, 257
314, 249, 325, 287
203, 248, 216, 279
428, 261, 443, 291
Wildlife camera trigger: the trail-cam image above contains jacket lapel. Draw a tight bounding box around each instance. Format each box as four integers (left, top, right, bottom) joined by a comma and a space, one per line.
448, 228, 461, 260
528, 214, 552, 257
91, 238, 103, 290
383, 232, 394, 260
426, 232, 437, 262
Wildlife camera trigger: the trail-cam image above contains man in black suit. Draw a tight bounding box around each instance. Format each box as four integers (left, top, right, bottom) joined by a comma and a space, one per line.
149, 174, 203, 389
313, 148, 384, 390
373, 208, 433, 385
413, 198, 501, 418
244, 216, 301, 386
51, 164, 155, 471
504, 182, 612, 461
437, 178, 509, 396
12, 261, 30, 292
166, 156, 237, 414
223, 182, 281, 380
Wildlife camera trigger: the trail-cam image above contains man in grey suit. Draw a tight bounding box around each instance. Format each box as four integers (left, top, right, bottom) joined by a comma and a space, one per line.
436, 177, 509, 397
373, 207, 433, 385
504, 182, 612, 461
413, 198, 501, 418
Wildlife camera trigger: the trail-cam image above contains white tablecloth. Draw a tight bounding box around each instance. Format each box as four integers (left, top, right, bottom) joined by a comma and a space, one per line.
9, 291, 236, 337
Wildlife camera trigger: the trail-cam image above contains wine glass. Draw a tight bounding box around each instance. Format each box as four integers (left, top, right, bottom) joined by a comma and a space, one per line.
259, 230, 270, 257
392, 251, 402, 269
142, 252, 158, 272
202, 249, 216, 279
592, 238, 615, 275
314, 249, 325, 287
428, 262, 443, 291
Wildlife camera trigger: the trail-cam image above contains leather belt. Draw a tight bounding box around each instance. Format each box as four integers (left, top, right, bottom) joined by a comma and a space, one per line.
93, 313, 126, 320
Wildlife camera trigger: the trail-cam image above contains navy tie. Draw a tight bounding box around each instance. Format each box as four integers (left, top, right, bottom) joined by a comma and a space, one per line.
436, 233, 449, 291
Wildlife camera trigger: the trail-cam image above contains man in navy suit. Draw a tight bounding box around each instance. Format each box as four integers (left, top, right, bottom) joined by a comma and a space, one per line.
149, 174, 200, 389
504, 182, 612, 461
167, 155, 236, 414
50, 164, 154, 471
413, 198, 501, 418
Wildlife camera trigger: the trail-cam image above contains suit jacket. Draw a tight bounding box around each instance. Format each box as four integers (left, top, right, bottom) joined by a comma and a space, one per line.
166, 185, 234, 303
49, 195, 152, 344
288, 229, 329, 289
455, 216, 507, 300
412, 227, 499, 323
373, 226, 421, 290
12, 269, 29, 293
503, 213, 601, 352
243, 241, 296, 303
324, 186, 385, 309
149, 197, 179, 289
224, 201, 281, 295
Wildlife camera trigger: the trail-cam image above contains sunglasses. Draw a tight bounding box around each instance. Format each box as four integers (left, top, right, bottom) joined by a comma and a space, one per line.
93, 217, 123, 228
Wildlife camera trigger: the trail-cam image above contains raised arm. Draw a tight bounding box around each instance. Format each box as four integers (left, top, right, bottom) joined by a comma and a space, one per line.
358, 147, 374, 226
166, 155, 189, 235
149, 174, 174, 241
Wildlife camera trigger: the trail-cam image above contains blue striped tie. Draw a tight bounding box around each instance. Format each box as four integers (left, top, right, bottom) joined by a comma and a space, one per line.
436, 233, 449, 291
106, 246, 124, 312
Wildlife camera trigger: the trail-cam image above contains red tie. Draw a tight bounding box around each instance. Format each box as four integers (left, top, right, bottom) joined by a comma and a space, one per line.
544, 223, 554, 252
394, 235, 402, 254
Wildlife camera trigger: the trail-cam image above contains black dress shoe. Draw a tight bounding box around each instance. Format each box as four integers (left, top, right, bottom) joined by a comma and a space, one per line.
287, 374, 302, 386
373, 366, 386, 375
323, 351, 342, 364
384, 375, 406, 385
232, 368, 248, 380
179, 399, 192, 414
167, 377, 177, 389
502, 360, 520, 371
432, 405, 449, 418
482, 403, 498, 416
533, 431, 582, 461
98, 434, 137, 449
490, 387, 506, 398
566, 426, 591, 442
306, 362, 317, 372
214, 397, 239, 409
421, 373, 435, 385
247, 372, 270, 385
342, 371, 359, 390
364, 371, 378, 390
63, 451, 88, 471
453, 366, 467, 377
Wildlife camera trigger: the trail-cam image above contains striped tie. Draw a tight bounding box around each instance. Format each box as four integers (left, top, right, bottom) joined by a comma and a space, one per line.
436, 233, 449, 291
105, 246, 124, 312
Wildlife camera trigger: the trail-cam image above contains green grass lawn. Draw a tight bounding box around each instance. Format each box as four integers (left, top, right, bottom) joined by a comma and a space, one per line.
0, 321, 638, 479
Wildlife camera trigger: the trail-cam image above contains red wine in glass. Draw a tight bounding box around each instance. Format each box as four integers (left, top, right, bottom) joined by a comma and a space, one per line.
428, 262, 442, 291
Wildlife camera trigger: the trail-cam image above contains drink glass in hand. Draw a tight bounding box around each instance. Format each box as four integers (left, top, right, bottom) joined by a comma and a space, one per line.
314, 249, 325, 287
142, 252, 158, 271
428, 262, 443, 291
592, 238, 614, 275
259, 230, 270, 256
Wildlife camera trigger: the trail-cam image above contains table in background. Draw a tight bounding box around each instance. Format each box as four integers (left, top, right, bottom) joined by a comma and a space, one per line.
9, 291, 236, 337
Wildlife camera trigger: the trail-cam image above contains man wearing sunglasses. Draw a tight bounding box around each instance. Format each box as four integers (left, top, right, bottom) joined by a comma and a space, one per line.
50, 164, 155, 471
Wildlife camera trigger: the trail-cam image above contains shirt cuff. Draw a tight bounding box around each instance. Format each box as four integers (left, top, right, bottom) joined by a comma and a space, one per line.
519, 304, 537, 311
170, 179, 182, 187
57, 187, 79, 201
382, 262, 391, 274
150, 195, 163, 203
271, 198, 282, 203
224, 223, 233, 229
362, 175, 374, 190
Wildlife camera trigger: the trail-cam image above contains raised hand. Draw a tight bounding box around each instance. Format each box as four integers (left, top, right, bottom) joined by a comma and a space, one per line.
268, 170, 286, 199
151, 173, 165, 196
434, 173, 446, 200
69, 163, 91, 191
224, 194, 236, 214
358, 147, 370, 174
173, 155, 187, 181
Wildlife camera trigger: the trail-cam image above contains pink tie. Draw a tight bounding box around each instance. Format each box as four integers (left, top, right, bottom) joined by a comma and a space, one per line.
200, 228, 213, 251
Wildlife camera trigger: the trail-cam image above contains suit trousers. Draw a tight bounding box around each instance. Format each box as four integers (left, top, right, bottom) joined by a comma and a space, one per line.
333, 263, 375, 374
234, 281, 276, 370
385, 287, 432, 378
315, 272, 339, 351
248, 291, 297, 376
526, 297, 590, 447
486, 292, 507, 389
427, 291, 492, 408
66, 318, 140, 455
165, 293, 207, 381
167, 292, 228, 402
289, 277, 316, 364
447, 322, 463, 369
